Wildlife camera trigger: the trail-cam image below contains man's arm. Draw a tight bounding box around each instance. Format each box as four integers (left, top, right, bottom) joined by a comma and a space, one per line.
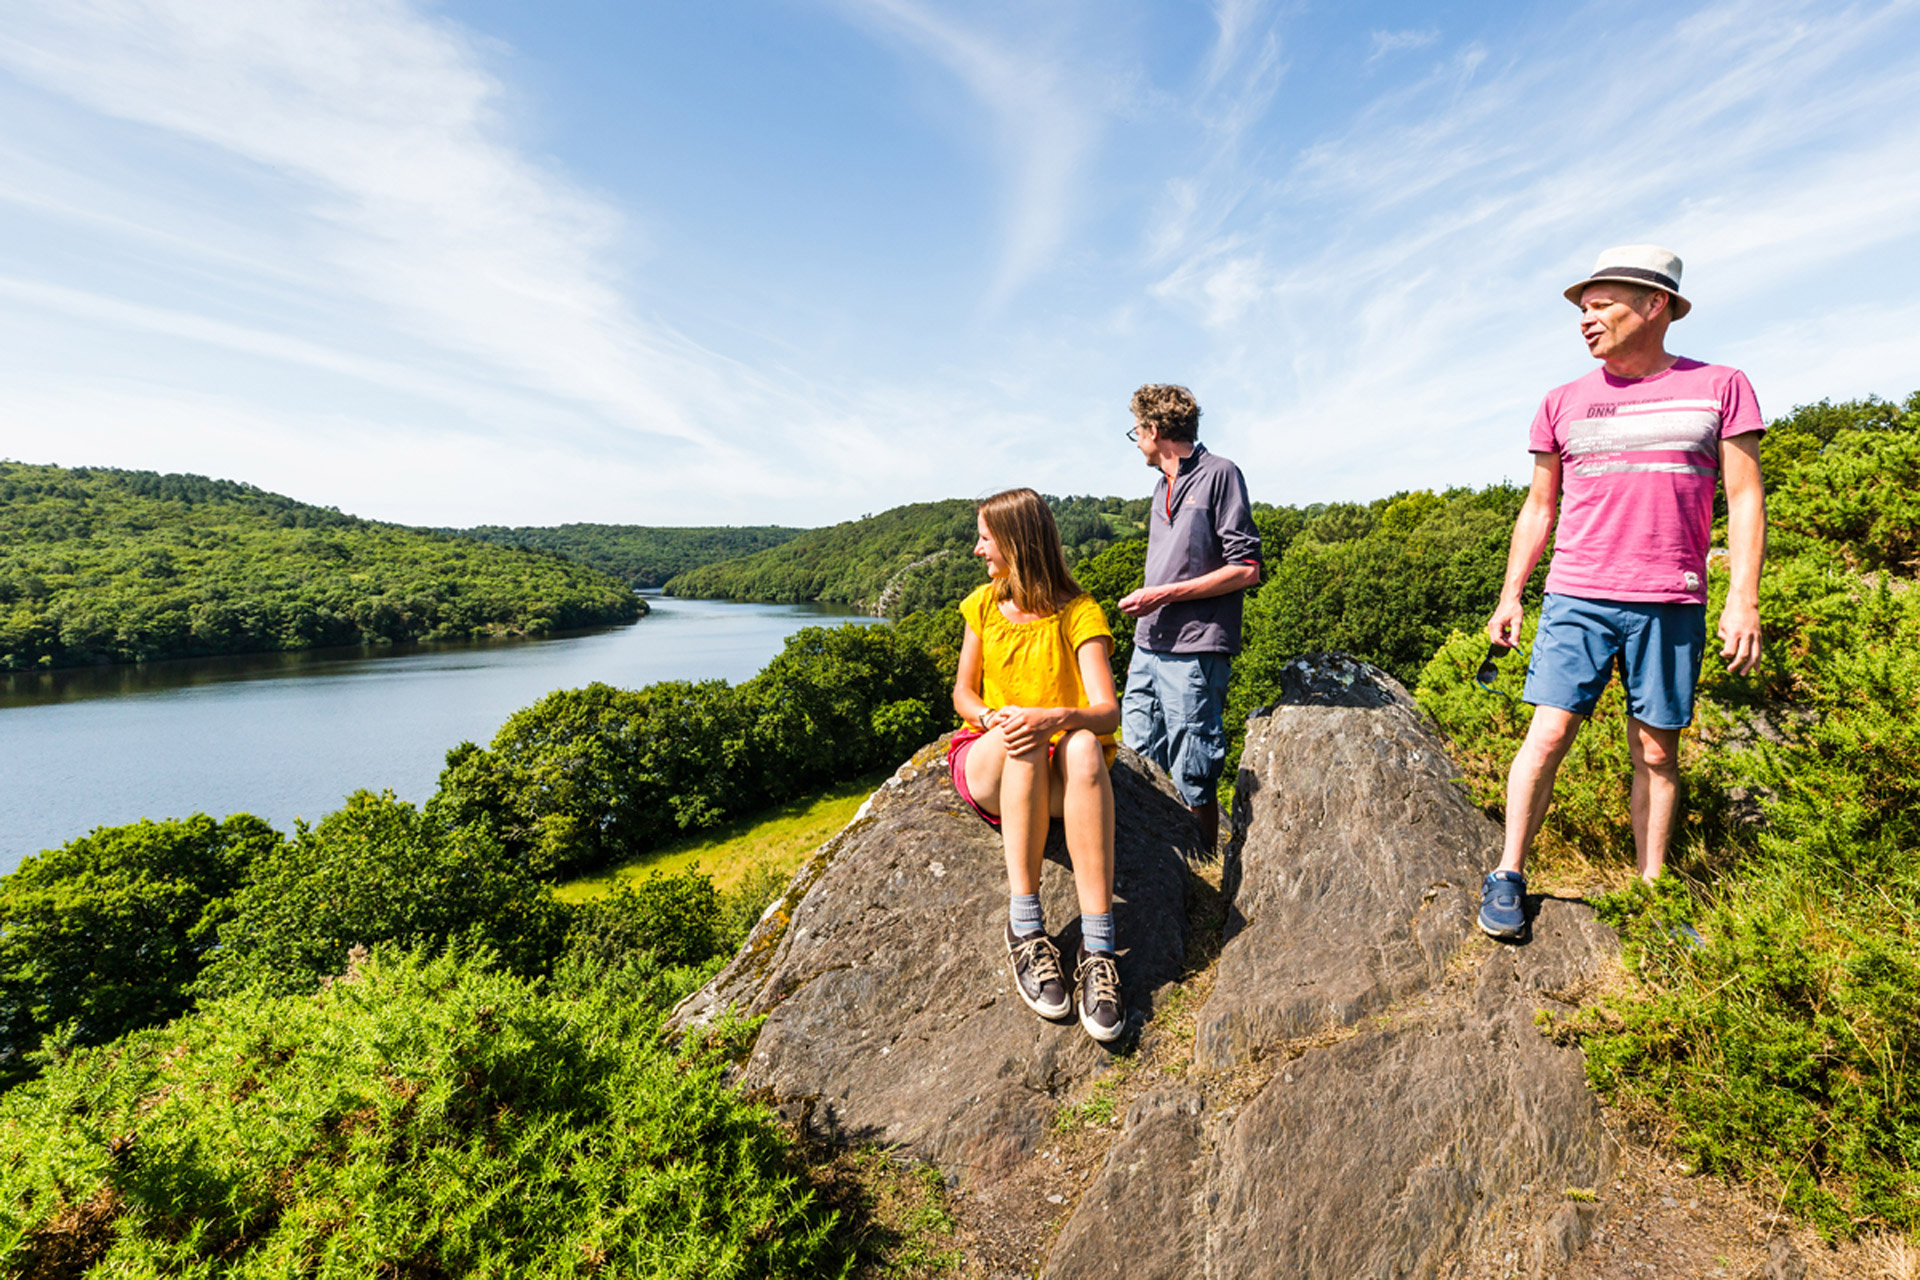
1487, 452, 1561, 647
1118, 562, 1259, 617
1119, 464, 1262, 617
1719, 433, 1766, 675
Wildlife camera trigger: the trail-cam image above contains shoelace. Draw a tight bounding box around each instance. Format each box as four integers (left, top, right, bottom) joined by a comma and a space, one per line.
1013, 936, 1063, 987
1082, 954, 1121, 1010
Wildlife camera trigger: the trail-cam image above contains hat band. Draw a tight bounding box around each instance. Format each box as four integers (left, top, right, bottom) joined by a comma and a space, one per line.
1591, 265, 1679, 293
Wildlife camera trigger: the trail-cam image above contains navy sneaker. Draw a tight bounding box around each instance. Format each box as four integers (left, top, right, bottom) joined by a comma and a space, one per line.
1479, 870, 1528, 939
1076, 947, 1125, 1043
1006, 922, 1071, 1020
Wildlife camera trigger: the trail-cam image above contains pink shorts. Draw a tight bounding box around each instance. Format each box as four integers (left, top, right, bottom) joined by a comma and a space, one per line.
946, 729, 1116, 828
947, 728, 1011, 828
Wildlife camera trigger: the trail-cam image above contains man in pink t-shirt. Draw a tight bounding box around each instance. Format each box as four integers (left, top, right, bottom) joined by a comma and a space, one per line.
1478, 246, 1767, 941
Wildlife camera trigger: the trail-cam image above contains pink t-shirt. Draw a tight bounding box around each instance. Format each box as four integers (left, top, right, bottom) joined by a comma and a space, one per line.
1530, 358, 1763, 605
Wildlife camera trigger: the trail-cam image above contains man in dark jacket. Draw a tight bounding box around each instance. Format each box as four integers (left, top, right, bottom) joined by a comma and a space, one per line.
1118, 383, 1262, 849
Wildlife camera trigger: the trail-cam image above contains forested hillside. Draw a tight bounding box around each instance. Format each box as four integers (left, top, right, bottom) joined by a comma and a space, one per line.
666, 495, 1147, 616
0, 464, 643, 671
450, 522, 804, 589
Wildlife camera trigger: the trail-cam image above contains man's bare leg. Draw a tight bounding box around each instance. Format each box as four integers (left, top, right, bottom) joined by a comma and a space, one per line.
1498, 706, 1586, 875
1627, 719, 1683, 881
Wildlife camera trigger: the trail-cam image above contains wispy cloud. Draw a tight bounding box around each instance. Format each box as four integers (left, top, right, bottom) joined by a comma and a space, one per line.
1143, 0, 1920, 502
1367, 28, 1439, 64
831, 0, 1102, 308
0, 0, 722, 446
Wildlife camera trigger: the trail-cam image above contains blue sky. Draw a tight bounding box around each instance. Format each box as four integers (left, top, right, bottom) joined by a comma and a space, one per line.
2, 0, 1917, 527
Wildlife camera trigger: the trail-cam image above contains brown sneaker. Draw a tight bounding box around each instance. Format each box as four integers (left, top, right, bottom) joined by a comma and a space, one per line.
1076, 946, 1125, 1043
1006, 922, 1070, 1020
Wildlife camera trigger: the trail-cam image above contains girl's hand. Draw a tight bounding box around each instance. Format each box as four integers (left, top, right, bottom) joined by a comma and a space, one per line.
997, 704, 1045, 755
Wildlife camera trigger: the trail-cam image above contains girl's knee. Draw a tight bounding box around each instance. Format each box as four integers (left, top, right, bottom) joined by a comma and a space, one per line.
1058, 729, 1109, 779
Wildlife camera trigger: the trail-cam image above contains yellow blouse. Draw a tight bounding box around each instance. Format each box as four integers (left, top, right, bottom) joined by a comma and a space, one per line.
960, 584, 1115, 752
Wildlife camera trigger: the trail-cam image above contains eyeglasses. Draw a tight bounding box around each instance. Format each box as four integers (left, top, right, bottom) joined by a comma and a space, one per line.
1125, 425, 1139, 441
1475, 643, 1514, 697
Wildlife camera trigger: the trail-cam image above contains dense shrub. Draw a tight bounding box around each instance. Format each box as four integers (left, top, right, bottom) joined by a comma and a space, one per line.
1076, 537, 1150, 681
197, 791, 565, 999
0, 949, 848, 1278
0, 814, 278, 1087
562, 872, 727, 973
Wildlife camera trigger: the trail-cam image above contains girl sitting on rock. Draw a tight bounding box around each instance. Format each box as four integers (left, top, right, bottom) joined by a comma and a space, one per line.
949, 487, 1124, 1043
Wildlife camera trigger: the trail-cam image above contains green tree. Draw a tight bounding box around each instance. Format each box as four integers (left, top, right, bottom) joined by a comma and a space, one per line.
0, 814, 278, 1088
0, 463, 643, 671
432, 624, 947, 880
196, 792, 564, 999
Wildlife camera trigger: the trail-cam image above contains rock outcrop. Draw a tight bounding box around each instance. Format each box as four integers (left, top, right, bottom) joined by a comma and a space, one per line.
672, 738, 1205, 1184
1198, 652, 1498, 1070
1045, 656, 1620, 1280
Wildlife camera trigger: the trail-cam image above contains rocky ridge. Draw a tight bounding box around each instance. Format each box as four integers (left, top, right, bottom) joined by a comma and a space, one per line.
674, 653, 1836, 1279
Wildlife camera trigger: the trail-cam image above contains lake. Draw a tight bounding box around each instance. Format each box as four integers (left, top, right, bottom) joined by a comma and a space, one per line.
0, 597, 880, 874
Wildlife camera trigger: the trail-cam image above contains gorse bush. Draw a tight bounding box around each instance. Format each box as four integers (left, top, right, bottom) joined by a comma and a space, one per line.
0, 949, 849, 1279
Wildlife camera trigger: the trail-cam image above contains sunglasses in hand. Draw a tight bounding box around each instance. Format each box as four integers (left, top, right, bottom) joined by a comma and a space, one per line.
1475, 642, 1514, 695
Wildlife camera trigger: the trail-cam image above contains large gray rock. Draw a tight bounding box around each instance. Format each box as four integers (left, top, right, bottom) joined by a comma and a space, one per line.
1196, 653, 1499, 1070
1199, 900, 1616, 1279
1044, 653, 1620, 1280
1043, 1091, 1205, 1280
672, 737, 1204, 1185
1048, 900, 1617, 1280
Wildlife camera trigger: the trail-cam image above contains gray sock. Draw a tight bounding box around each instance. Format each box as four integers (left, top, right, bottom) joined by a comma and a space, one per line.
1010, 893, 1045, 937
1082, 911, 1115, 955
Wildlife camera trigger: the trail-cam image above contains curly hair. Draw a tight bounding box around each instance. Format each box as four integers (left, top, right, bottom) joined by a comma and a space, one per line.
1130, 384, 1201, 442
977, 488, 1085, 617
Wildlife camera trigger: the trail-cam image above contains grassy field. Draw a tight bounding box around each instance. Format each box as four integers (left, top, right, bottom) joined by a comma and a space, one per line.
553, 772, 891, 904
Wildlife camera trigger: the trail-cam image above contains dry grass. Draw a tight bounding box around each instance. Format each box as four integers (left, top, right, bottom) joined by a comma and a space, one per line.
1865, 1232, 1920, 1280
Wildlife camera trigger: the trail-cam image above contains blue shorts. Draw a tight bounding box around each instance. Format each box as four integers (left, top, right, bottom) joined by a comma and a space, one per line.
1523, 594, 1706, 730
1122, 649, 1232, 807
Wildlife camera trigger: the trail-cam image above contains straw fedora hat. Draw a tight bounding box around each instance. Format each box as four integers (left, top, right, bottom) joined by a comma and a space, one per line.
1564, 245, 1691, 320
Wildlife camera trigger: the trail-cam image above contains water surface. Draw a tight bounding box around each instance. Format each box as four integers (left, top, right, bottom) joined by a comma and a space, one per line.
0, 597, 878, 872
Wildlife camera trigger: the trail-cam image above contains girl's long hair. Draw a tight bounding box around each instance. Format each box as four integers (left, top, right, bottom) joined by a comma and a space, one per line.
978, 488, 1085, 617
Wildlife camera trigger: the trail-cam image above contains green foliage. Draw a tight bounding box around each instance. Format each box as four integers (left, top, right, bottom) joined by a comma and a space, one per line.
1768, 429, 1920, 575
666, 499, 981, 613
1236, 486, 1529, 690
1758, 392, 1918, 480
0, 949, 848, 1278
0, 463, 642, 670
1219, 486, 1535, 796
0, 815, 278, 1088
666, 495, 1146, 618
433, 624, 946, 878
197, 791, 565, 999
451, 522, 805, 589
1076, 537, 1150, 680
562, 872, 726, 972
